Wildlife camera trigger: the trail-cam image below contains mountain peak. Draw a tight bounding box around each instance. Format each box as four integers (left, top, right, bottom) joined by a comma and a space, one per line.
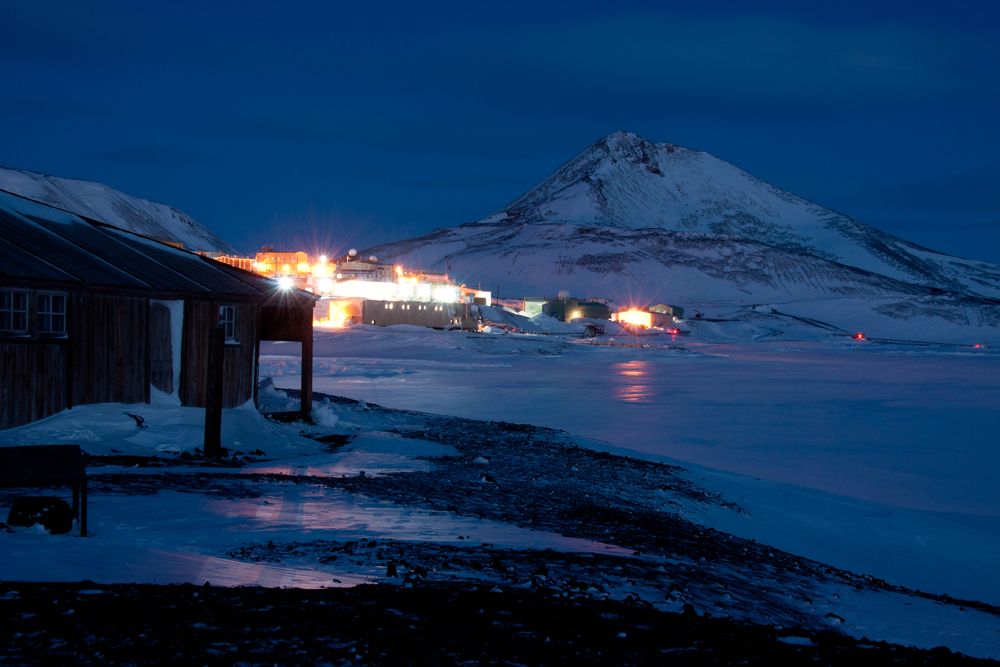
602, 129, 649, 148
428, 132, 1000, 299
597, 130, 686, 162
498, 130, 707, 228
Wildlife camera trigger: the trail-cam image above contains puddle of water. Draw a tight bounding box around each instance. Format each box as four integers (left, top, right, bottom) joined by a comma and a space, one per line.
141, 549, 371, 589
208, 486, 634, 556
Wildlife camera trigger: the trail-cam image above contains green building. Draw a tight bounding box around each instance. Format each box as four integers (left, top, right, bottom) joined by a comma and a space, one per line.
542, 297, 611, 322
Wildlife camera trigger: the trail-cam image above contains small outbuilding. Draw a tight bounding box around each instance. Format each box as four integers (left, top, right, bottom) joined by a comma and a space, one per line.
650, 303, 684, 319
542, 296, 611, 322
0, 190, 317, 429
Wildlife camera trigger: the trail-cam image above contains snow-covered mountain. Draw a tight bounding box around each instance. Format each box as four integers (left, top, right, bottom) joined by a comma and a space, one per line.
368, 131, 1000, 338
0, 166, 235, 254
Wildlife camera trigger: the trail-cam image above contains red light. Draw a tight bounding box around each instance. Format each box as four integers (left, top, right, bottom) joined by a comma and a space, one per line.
852, 332, 866, 341
666, 327, 680, 335
974, 343, 985, 349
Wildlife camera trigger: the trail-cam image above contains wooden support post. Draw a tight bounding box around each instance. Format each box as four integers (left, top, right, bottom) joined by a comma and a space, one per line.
253, 337, 261, 408
143, 297, 151, 405
300, 318, 313, 419
79, 479, 87, 538
204, 325, 225, 458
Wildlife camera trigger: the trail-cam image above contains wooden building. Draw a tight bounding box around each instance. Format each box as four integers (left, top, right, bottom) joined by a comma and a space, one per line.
0, 190, 317, 429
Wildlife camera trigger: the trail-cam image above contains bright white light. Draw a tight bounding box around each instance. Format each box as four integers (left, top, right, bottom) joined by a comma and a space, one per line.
277, 276, 295, 290
324, 278, 460, 303
433, 285, 459, 303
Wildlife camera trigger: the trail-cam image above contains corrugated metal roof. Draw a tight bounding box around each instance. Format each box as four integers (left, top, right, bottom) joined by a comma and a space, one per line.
0, 189, 307, 300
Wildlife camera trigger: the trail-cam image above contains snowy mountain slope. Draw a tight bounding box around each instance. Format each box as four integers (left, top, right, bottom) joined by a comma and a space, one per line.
367, 131, 1000, 337
0, 166, 235, 254
490, 131, 1000, 296
372, 222, 1000, 340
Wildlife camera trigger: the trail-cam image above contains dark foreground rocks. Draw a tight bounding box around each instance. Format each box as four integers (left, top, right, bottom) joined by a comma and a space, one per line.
0, 581, 989, 666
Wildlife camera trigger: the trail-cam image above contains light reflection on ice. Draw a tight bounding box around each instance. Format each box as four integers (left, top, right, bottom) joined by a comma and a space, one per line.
207, 486, 633, 556
248, 454, 433, 478
612, 360, 654, 404
140, 550, 369, 589
245, 436, 457, 478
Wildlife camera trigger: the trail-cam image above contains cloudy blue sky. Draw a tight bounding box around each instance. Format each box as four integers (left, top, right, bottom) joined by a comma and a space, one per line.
4, 1, 1000, 261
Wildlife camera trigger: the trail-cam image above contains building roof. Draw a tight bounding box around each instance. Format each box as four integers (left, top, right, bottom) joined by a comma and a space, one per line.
0, 189, 316, 303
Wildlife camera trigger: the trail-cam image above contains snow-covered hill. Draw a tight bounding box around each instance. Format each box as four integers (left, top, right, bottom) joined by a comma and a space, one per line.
0, 166, 235, 254
368, 131, 1000, 339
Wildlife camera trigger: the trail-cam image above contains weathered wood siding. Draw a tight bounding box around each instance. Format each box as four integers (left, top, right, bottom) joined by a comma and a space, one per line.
1, 292, 148, 428
0, 342, 66, 429
259, 304, 312, 342
2, 287, 312, 428
179, 301, 260, 408
68, 293, 148, 407
149, 302, 173, 394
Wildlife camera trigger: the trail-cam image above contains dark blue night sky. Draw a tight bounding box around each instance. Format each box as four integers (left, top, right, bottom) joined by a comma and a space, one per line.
4, 1, 1000, 262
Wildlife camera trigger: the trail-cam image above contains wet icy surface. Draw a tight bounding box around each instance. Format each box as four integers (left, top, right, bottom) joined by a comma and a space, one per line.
264, 330, 1000, 517
0, 482, 630, 590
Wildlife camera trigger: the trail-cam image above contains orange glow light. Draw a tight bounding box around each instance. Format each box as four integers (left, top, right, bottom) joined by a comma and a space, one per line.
314, 302, 352, 329
617, 308, 652, 328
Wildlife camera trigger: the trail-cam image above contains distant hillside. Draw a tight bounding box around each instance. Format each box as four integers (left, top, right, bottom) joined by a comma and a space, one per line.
0, 166, 235, 254
367, 132, 1000, 341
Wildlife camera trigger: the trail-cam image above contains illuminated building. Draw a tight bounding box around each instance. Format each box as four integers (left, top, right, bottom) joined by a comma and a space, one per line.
208, 247, 487, 330
611, 304, 685, 329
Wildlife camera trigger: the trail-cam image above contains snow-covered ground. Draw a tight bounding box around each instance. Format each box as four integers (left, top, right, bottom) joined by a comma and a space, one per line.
2, 323, 999, 658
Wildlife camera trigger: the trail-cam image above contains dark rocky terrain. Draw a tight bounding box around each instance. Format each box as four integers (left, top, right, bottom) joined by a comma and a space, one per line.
1, 581, 993, 666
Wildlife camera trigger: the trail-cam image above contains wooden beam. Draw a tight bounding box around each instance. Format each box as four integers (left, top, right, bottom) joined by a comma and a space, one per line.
143, 297, 151, 404
299, 314, 313, 419
203, 325, 225, 458
253, 336, 261, 408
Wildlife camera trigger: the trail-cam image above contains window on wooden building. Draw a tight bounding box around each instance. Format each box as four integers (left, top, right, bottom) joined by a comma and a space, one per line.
219, 304, 237, 342
37, 292, 67, 336
1, 290, 29, 334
